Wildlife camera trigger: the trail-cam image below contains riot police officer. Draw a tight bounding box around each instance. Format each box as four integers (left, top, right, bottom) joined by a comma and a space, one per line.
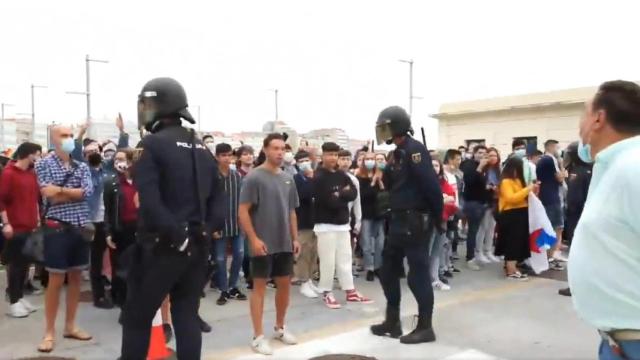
121, 78, 222, 359
370, 106, 444, 344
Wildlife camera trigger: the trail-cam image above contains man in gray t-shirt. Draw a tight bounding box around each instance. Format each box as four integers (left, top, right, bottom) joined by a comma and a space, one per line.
238, 133, 301, 356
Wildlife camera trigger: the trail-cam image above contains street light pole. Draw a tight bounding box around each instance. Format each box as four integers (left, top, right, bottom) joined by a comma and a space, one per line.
1, 103, 15, 150
31, 84, 48, 141
268, 89, 279, 132
399, 59, 415, 115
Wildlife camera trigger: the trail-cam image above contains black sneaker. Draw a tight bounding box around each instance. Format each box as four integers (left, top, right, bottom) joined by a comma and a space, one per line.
442, 270, 454, 278
558, 288, 572, 297
94, 297, 114, 309
267, 280, 277, 289
228, 288, 247, 301
366, 271, 375, 282
216, 292, 229, 306
199, 316, 212, 333
438, 275, 449, 285
451, 267, 461, 273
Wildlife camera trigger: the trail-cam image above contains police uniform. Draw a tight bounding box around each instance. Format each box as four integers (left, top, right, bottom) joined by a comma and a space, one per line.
371, 106, 444, 344
121, 78, 222, 360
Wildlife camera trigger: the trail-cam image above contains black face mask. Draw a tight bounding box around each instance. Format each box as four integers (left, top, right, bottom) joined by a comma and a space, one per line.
88, 153, 103, 167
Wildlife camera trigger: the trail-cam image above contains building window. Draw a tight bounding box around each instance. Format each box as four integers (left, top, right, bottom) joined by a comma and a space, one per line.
465, 139, 486, 151
513, 136, 538, 152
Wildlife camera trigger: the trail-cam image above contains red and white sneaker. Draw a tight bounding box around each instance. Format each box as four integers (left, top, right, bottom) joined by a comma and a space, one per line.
346, 290, 374, 304
322, 292, 342, 309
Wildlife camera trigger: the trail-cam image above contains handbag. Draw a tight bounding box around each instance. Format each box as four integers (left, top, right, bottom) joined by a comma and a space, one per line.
22, 161, 79, 262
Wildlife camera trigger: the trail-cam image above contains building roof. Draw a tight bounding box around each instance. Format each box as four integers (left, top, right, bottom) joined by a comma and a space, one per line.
432, 85, 599, 119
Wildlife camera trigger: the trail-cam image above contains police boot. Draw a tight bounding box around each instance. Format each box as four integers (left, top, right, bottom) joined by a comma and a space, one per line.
370, 307, 402, 338
399, 314, 436, 344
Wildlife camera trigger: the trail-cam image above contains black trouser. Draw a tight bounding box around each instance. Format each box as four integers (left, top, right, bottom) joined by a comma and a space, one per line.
90, 222, 107, 301
5, 233, 30, 304
110, 222, 137, 307
121, 237, 208, 360
379, 240, 434, 322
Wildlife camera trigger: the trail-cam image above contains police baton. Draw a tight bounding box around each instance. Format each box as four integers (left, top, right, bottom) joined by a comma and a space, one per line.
421, 127, 428, 150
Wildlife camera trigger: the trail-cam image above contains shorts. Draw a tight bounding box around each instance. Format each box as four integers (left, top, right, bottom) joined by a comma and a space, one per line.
544, 204, 564, 230
251, 252, 294, 279
44, 228, 90, 273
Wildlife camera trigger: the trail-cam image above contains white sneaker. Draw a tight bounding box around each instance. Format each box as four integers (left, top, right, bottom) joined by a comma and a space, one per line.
251, 335, 273, 355
19, 298, 37, 313
486, 253, 502, 263
475, 253, 491, 265
432, 281, 451, 291
552, 251, 568, 262
273, 326, 298, 345
308, 281, 322, 294
466, 259, 481, 271
7, 302, 29, 318
300, 281, 319, 298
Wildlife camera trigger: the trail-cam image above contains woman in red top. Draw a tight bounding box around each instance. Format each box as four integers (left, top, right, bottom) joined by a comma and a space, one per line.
0, 142, 42, 318
103, 149, 138, 307
429, 158, 458, 291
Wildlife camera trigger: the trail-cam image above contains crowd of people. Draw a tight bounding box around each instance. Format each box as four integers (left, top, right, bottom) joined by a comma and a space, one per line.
0, 79, 638, 359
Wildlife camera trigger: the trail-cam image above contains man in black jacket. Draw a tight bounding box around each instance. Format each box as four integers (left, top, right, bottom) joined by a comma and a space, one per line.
313, 142, 372, 310
460, 145, 490, 271
121, 78, 222, 360
293, 150, 321, 298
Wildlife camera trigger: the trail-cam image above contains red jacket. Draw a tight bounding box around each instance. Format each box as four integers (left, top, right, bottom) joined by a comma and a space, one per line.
440, 177, 458, 220
0, 161, 40, 232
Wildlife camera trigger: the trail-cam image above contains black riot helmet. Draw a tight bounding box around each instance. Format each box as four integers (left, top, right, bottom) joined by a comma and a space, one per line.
375, 106, 414, 145
137, 77, 195, 133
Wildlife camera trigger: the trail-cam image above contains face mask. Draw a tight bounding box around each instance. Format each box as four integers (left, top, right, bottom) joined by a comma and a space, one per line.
364, 160, 375, 170
61, 138, 76, 154
377, 162, 386, 171
514, 149, 526, 159
88, 153, 103, 167
284, 152, 294, 164
103, 151, 115, 161
577, 140, 594, 164
464, 153, 472, 160
115, 161, 129, 173
206, 143, 215, 152
229, 164, 237, 171
298, 161, 311, 172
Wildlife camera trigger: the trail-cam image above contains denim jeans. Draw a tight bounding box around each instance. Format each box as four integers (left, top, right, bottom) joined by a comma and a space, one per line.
360, 219, 385, 271
463, 201, 486, 261
428, 232, 446, 283
212, 236, 244, 292
599, 339, 640, 360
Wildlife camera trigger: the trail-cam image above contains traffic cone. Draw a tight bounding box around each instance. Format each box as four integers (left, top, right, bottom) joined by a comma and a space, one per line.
147, 309, 172, 360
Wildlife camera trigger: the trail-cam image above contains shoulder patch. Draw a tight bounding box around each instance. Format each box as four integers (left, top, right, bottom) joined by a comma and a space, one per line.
411, 152, 422, 164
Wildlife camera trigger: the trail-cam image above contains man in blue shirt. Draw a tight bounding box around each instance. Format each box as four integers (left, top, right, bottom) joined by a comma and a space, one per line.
537, 139, 568, 268
568, 80, 640, 360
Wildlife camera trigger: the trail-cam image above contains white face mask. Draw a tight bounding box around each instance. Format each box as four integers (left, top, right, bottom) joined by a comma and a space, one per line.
229, 163, 237, 171
205, 143, 215, 152
284, 152, 295, 164
115, 161, 129, 173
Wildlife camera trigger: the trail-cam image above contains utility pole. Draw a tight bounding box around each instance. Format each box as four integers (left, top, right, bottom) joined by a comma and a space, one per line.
268, 89, 279, 132
398, 59, 422, 116
31, 84, 48, 141
1, 103, 15, 150
67, 55, 108, 139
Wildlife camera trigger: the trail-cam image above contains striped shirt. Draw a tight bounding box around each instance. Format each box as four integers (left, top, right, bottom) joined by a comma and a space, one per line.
220, 169, 242, 238
35, 154, 93, 226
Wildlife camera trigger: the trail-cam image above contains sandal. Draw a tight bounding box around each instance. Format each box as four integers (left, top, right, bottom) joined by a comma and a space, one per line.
37, 337, 55, 353
63, 329, 93, 341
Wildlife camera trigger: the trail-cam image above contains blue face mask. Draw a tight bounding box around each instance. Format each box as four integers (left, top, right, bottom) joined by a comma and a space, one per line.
377, 162, 386, 171
364, 160, 376, 170
298, 162, 311, 172
61, 138, 76, 154
229, 164, 237, 171
514, 149, 526, 159
577, 140, 594, 164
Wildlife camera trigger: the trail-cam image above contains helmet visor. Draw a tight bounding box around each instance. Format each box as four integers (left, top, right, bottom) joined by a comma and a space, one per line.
375, 123, 394, 145
137, 92, 159, 132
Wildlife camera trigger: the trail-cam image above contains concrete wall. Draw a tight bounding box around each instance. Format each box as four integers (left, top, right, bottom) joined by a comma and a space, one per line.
438, 103, 583, 155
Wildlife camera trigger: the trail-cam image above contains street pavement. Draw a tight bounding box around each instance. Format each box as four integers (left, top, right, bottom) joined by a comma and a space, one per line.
0, 257, 598, 360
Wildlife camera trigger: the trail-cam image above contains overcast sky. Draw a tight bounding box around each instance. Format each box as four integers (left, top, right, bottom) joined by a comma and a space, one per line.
1, 0, 639, 146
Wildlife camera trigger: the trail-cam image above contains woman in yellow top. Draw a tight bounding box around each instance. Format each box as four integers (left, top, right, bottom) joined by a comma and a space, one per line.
495, 157, 539, 281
